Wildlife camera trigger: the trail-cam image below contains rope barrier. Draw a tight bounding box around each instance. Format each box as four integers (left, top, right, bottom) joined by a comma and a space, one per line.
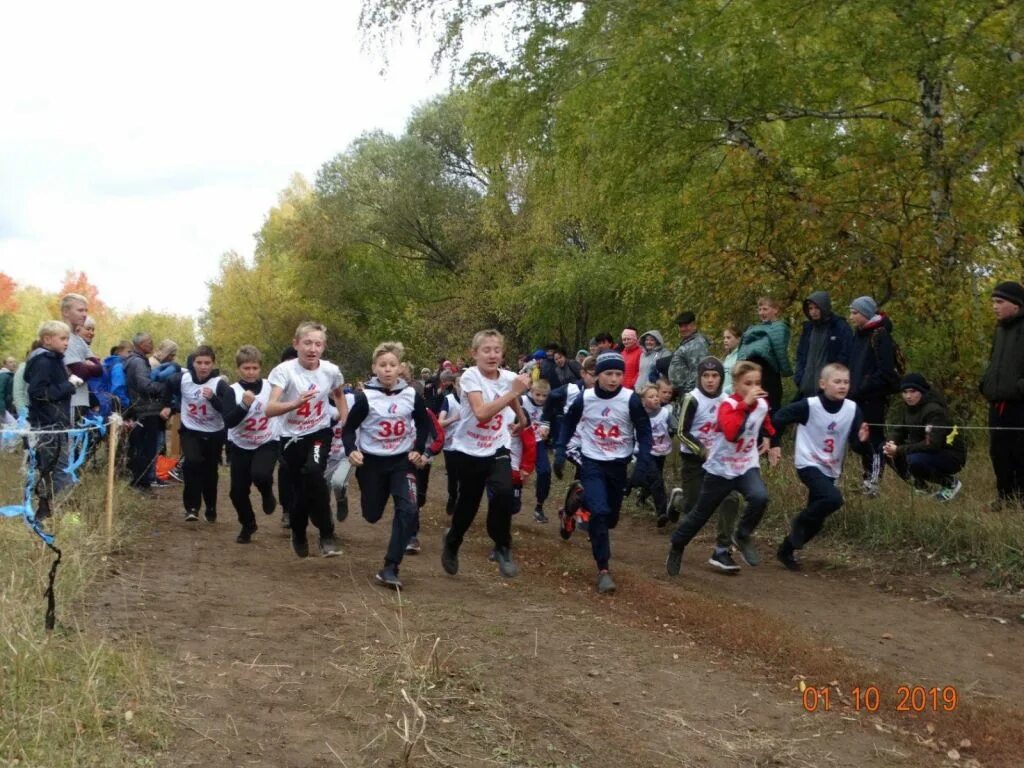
0, 414, 115, 632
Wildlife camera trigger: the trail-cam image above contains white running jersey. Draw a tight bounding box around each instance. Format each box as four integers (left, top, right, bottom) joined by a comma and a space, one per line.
578, 388, 636, 461
227, 381, 277, 449
702, 397, 769, 479
795, 397, 857, 478
680, 389, 725, 456
357, 387, 418, 456
649, 405, 672, 457
449, 367, 517, 457
268, 359, 343, 437
329, 394, 357, 461
563, 383, 582, 414
180, 371, 226, 433
441, 393, 460, 450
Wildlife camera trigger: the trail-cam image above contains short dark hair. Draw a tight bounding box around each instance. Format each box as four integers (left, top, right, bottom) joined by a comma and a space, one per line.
675, 312, 697, 325
594, 332, 614, 345
192, 345, 216, 361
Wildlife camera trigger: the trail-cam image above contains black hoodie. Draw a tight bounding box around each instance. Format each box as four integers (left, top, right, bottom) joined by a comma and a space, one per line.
25, 347, 76, 429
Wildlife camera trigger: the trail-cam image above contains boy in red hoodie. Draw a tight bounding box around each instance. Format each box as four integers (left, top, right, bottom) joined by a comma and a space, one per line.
666, 360, 779, 576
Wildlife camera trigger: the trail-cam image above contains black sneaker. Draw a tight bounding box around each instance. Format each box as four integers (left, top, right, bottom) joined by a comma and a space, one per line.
335, 496, 349, 522
184, 509, 199, 522
708, 549, 741, 573
236, 525, 257, 544
292, 532, 309, 558
35, 497, 51, 521
656, 513, 670, 529
533, 507, 549, 524
666, 545, 684, 576
405, 536, 421, 555
667, 488, 684, 522
732, 534, 761, 566
204, 509, 217, 523
319, 535, 340, 557
280, 512, 291, 528
445, 500, 456, 517
596, 570, 616, 594
441, 530, 459, 575
776, 541, 801, 571
262, 493, 277, 515
558, 507, 575, 540
375, 564, 403, 589
493, 547, 519, 578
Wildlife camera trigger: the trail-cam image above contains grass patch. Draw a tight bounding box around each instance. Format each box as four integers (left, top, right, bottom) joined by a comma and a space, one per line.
0, 451, 170, 767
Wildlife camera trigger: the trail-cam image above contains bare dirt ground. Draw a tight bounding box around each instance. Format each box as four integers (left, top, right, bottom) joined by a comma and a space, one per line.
88, 465, 1024, 768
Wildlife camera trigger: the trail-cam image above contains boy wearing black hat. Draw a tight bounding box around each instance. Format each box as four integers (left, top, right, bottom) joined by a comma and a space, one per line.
664, 356, 742, 573
980, 280, 1024, 509
555, 351, 653, 594
883, 373, 966, 501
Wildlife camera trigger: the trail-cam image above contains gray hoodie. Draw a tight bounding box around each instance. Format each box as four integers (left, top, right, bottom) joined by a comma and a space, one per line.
636, 330, 672, 391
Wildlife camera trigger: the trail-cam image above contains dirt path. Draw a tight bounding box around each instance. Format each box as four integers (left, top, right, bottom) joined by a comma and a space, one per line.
87, 468, 1023, 767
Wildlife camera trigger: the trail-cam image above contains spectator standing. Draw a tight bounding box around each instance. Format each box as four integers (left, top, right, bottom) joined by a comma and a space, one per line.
793, 291, 854, 398
124, 333, 169, 490
0, 356, 16, 418
980, 281, 1024, 509
636, 331, 672, 392
668, 312, 710, 396
541, 346, 582, 389
737, 297, 792, 411
848, 296, 897, 497
61, 296, 102, 422
620, 327, 643, 389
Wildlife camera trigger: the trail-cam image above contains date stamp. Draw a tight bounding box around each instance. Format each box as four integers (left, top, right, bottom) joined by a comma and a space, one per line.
801, 684, 959, 713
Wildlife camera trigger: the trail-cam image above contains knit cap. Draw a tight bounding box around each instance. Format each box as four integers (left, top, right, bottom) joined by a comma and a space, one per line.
849, 296, 877, 318
697, 356, 725, 379
899, 373, 930, 393
991, 281, 1024, 307
595, 352, 625, 374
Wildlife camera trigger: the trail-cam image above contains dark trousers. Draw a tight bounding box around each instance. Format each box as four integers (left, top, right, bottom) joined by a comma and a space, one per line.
229, 441, 279, 528
128, 415, 162, 488
278, 441, 294, 515
181, 428, 225, 514
679, 454, 740, 548
445, 449, 514, 551
280, 429, 334, 538
786, 466, 844, 549
580, 458, 627, 571
415, 463, 431, 509
750, 358, 784, 412
533, 445, 551, 508
671, 468, 769, 547
888, 451, 964, 487
34, 431, 67, 502
443, 450, 460, 514
990, 401, 1024, 503
854, 396, 888, 484
357, 453, 419, 566
632, 454, 667, 515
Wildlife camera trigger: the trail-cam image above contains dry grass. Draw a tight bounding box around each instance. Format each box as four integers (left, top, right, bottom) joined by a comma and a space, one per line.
0, 451, 170, 767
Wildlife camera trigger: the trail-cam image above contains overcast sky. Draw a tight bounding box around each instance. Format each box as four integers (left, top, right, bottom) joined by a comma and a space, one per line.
0, 1, 449, 317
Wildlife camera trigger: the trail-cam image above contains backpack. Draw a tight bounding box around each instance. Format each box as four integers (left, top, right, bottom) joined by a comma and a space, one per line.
104, 356, 130, 411
870, 329, 906, 393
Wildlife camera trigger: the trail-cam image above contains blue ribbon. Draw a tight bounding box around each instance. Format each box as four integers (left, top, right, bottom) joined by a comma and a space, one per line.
0, 445, 55, 546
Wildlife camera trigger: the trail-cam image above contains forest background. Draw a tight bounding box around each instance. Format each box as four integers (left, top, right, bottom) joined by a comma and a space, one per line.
4, 0, 1022, 422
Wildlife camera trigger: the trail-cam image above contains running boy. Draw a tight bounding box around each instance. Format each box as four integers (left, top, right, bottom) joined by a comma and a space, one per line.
223, 345, 280, 543
342, 342, 431, 589
556, 352, 653, 594
25, 321, 82, 520
666, 358, 742, 572
520, 378, 552, 523
438, 376, 461, 516
267, 322, 347, 558
441, 330, 531, 579
165, 346, 234, 524
666, 361, 778, 577
632, 383, 671, 522
771, 363, 870, 570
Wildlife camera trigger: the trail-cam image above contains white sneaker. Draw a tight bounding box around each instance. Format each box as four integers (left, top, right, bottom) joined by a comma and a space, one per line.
861, 480, 880, 498
935, 478, 962, 502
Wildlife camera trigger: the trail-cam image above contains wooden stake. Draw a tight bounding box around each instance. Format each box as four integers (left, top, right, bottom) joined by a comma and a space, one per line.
105, 414, 121, 542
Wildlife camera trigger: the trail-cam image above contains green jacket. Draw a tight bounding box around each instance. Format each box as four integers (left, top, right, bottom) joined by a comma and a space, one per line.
738, 320, 793, 377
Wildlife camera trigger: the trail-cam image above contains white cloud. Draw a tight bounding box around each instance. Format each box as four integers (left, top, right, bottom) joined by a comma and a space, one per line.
0, 0, 450, 316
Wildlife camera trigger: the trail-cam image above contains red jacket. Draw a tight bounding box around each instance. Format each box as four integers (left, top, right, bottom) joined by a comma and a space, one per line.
717, 394, 776, 442
622, 344, 643, 389
512, 426, 537, 483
